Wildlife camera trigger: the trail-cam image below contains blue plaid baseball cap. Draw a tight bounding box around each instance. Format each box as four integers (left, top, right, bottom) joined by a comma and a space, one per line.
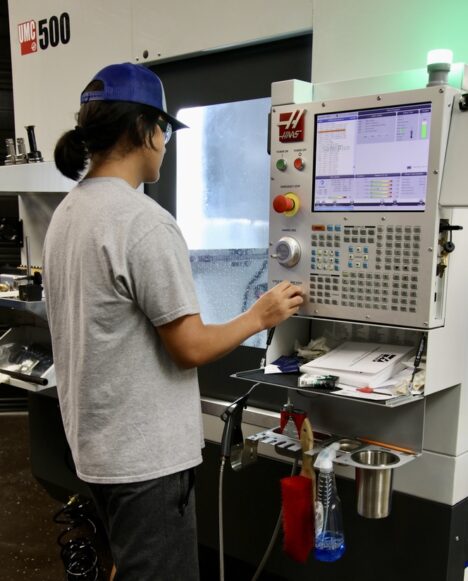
80, 62, 187, 131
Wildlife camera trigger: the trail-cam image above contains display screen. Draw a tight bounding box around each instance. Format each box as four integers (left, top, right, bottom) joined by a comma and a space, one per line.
313, 102, 432, 212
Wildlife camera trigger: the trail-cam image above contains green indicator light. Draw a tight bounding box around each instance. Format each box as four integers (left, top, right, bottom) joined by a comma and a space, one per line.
421, 120, 427, 139
276, 159, 287, 171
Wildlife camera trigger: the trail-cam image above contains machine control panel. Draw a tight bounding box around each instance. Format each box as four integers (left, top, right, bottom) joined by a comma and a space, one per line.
268, 86, 458, 329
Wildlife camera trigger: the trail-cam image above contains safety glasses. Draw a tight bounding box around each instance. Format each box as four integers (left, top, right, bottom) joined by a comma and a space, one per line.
156, 117, 173, 144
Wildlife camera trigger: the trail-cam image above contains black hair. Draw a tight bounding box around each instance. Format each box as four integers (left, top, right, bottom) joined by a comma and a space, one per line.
54, 80, 164, 181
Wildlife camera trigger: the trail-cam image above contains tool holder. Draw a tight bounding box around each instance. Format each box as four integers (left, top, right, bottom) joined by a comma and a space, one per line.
312, 436, 417, 469
245, 428, 416, 463
241, 427, 419, 517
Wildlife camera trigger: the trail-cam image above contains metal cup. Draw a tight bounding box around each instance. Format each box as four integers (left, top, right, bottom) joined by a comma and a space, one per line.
352, 449, 399, 519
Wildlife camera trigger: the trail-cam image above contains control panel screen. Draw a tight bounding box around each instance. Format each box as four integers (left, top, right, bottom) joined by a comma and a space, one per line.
313, 102, 432, 212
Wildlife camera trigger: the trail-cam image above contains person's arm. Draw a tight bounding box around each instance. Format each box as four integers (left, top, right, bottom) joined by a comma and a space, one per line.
156, 280, 304, 368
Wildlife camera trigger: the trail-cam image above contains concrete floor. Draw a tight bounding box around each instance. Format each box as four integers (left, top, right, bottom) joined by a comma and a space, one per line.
0, 412, 65, 580
0, 412, 115, 581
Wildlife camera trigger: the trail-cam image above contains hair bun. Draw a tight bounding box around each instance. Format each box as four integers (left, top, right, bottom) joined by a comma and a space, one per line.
74, 125, 86, 141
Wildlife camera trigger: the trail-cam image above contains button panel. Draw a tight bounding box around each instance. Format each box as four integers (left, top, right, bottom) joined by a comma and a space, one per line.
309, 224, 422, 313
309, 272, 420, 313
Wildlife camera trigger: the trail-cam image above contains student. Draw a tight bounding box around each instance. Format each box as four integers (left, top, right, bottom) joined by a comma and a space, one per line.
43, 62, 304, 581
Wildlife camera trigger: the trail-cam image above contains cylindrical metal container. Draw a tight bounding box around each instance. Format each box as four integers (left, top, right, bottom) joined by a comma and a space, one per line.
351, 449, 399, 519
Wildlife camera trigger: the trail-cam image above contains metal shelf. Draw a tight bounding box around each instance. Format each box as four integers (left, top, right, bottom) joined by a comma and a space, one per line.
0, 297, 47, 321
233, 368, 423, 408
0, 162, 74, 193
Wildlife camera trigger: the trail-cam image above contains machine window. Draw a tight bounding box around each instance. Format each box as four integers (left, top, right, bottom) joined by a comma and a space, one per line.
176, 98, 271, 347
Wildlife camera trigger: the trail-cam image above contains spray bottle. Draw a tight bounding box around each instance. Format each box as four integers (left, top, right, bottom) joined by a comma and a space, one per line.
313, 442, 345, 562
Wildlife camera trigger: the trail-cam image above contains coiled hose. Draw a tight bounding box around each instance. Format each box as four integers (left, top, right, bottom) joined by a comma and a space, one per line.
53, 495, 102, 580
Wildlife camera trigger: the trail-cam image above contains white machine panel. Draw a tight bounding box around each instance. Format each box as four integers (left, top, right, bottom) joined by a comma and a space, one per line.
268, 86, 458, 329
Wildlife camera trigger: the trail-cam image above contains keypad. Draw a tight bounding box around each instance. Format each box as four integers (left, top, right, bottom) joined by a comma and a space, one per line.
309, 224, 422, 314
375, 225, 421, 274
309, 271, 419, 313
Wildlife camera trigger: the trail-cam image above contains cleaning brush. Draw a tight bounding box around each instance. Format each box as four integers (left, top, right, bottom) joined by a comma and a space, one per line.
280, 417, 315, 563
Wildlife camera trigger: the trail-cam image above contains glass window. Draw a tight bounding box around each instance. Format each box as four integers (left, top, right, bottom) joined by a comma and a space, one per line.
176, 98, 271, 348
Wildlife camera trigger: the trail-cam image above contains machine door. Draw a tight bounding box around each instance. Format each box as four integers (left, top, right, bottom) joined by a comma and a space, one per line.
147, 35, 312, 408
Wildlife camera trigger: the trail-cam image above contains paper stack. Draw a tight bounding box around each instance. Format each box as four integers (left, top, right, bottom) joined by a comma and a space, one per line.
299, 341, 415, 388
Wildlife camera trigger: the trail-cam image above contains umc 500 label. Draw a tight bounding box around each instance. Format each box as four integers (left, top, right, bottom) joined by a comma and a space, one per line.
18, 12, 70, 55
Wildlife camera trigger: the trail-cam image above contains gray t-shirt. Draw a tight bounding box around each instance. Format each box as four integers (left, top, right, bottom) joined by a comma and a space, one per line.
43, 177, 203, 484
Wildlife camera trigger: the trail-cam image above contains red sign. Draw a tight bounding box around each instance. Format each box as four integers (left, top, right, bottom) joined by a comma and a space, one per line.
278, 110, 305, 143
18, 20, 37, 55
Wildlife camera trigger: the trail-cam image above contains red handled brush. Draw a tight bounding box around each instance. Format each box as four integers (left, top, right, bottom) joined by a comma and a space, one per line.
280, 417, 315, 563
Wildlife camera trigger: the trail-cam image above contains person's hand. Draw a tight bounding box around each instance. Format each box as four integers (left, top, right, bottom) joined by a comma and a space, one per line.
249, 281, 304, 331
157, 281, 304, 368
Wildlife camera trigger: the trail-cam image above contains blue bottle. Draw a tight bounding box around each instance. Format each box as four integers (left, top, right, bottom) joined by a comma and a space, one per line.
313, 443, 346, 562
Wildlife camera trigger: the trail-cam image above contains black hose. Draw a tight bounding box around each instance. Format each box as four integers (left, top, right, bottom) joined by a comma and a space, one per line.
53, 495, 103, 580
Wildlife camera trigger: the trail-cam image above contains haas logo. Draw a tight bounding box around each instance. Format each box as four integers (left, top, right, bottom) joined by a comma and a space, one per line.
278, 110, 305, 143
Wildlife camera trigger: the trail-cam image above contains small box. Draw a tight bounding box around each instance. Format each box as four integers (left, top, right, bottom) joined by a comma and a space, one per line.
298, 374, 339, 389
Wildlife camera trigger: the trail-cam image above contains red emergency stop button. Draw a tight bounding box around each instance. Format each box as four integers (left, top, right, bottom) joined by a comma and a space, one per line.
273, 195, 295, 213
294, 158, 305, 171
272, 193, 300, 216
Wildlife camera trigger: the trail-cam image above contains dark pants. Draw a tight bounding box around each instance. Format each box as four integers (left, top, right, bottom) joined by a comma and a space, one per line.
88, 468, 199, 581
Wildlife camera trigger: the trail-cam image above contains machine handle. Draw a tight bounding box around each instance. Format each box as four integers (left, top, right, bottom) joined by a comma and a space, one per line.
0, 368, 48, 386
